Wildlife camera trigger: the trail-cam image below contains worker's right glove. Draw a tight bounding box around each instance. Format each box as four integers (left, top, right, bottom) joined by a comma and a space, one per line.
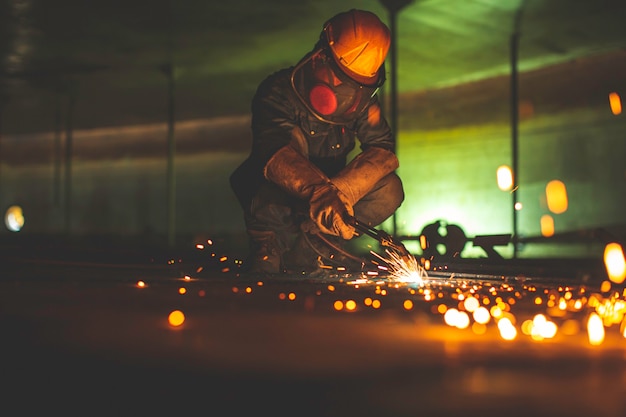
264, 144, 355, 239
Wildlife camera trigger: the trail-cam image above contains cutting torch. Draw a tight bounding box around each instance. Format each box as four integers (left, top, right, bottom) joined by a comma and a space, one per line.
348, 217, 411, 258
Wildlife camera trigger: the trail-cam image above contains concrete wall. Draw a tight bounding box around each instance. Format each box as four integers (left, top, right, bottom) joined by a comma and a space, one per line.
395, 51, 626, 259
1, 52, 624, 259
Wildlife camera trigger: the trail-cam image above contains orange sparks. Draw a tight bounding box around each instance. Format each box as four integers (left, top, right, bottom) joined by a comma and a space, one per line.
371, 250, 427, 284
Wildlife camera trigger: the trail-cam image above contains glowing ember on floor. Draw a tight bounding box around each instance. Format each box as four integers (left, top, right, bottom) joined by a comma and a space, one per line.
168, 310, 185, 327
144, 237, 626, 347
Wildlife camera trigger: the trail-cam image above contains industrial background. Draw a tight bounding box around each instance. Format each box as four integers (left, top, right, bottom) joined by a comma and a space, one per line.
1, 0, 625, 260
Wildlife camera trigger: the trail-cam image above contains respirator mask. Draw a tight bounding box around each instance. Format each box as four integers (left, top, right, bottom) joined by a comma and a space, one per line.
291, 49, 385, 125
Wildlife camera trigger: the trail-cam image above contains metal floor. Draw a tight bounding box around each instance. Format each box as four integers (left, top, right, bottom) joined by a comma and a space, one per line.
1, 237, 624, 416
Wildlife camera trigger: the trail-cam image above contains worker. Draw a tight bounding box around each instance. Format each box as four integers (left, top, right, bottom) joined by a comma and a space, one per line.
230, 9, 404, 273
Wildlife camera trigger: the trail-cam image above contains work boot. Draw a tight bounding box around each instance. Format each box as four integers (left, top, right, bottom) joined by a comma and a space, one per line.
284, 231, 365, 274
283, 232, 323, 273
246, 230, 282, 273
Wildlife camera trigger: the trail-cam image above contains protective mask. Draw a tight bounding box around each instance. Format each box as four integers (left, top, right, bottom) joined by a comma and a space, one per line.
291, 49, 385, 125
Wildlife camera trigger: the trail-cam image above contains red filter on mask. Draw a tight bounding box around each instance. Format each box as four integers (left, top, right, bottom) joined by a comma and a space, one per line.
290, 49, 384, 125
309, 84, 337, 115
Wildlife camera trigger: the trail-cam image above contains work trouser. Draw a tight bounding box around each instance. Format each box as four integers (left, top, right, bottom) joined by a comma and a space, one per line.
243, 173, 404, 254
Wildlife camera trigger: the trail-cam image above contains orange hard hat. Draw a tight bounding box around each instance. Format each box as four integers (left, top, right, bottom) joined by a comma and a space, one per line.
322, 9, 391, 85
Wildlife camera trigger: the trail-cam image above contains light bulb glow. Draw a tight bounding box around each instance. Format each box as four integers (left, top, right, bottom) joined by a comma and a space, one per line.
496, 165, 513, 191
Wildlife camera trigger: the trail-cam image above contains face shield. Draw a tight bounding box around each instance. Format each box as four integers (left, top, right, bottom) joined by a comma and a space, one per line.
290, 49, 385, 125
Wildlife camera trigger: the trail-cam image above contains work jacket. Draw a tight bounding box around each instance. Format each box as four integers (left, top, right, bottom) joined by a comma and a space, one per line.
230, 66, 395, 210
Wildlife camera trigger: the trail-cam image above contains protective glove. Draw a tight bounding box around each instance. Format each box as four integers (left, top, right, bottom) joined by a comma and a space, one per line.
331, 146, 399, 206
264, 144, 355, 239
309, 183, 355, 239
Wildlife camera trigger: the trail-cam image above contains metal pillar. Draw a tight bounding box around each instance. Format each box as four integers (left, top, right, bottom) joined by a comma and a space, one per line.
64, 92, 75, 235
163, 64, 176, 247
379, 0, 413, 236
54, 94, 63, 206
0, 102, 3, 190
510, 1, 526, 258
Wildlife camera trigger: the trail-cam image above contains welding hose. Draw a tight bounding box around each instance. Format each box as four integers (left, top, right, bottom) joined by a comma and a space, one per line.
300, 221, 367, 266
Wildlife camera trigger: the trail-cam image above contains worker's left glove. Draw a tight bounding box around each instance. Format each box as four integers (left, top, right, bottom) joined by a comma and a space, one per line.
331, 146, 399, 206
264, 143, 356, 239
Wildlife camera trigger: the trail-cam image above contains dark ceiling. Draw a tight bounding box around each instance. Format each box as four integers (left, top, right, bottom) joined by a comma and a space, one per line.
1, 0, 625, 133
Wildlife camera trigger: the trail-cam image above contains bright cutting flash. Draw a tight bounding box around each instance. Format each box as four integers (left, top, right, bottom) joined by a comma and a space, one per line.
372, 250, 427, 284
